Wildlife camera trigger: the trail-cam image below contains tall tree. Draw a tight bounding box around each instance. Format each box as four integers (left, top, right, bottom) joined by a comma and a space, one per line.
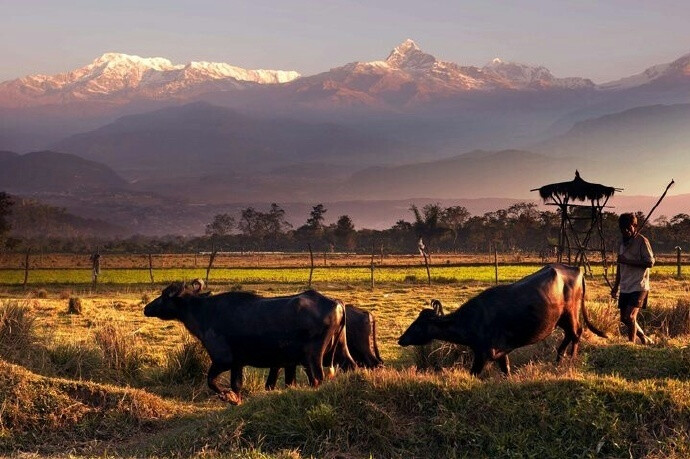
334, 214, 356, 251
441, 206, 469, 252
205, 213, 236, 238
306, 204, 327, 231
410, 203, 445, 251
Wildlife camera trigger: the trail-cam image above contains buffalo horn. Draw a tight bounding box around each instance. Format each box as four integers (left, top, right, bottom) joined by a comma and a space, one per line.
431, 299, 444, 315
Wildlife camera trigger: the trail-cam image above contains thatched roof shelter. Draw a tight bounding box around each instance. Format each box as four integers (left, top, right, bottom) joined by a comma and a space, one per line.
532, 171, 621, 203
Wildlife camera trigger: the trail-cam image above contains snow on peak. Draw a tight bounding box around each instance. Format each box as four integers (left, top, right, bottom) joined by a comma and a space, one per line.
491, 58, 503, 64
600, 51, 690, 90
385, 39, 436, 70
0, 53, 301, 106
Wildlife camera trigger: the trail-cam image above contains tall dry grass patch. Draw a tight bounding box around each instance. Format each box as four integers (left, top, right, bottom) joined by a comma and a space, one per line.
47, 341, 104, 380
162, 334, 209, 384
642, 299, 690, 338
93, 322, 146, 383
0, 300, 37, 361
412, 341, 473, 371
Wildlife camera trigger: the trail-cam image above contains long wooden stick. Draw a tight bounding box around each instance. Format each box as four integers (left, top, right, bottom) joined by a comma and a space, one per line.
636, 179, 674, 237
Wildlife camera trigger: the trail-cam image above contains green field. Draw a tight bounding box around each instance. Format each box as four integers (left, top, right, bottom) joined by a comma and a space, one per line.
0, 264, 684, 285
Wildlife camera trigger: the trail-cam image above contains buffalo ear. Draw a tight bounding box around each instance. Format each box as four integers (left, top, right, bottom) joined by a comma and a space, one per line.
431, 299, 444, 316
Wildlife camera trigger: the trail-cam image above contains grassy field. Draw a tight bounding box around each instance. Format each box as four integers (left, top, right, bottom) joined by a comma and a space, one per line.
2, 258, 690, 457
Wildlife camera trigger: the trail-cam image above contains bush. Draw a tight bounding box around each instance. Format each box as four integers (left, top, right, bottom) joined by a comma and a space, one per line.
403, 274, 417, 284
48, 341, 104, 380
35, 288, 48, 299
59, 289, 72, 300
0, 301, 36, 360
67, 297, 82, 315
162, 334, 210, 384
93, 323, 146, 383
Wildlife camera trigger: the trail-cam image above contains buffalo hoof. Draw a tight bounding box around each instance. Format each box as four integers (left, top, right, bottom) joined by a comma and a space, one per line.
326, 366, 336, 379
219, 391, 241, 405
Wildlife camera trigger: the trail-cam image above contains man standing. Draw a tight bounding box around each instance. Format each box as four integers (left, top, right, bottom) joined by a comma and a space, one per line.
611, 213, 654, 344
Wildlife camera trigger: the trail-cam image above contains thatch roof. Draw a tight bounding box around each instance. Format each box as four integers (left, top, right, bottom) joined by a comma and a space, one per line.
531, 171, 621, 202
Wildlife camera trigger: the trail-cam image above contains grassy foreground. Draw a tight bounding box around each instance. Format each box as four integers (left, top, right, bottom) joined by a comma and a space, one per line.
2, 273, 690, 457
3, 361, 690, 457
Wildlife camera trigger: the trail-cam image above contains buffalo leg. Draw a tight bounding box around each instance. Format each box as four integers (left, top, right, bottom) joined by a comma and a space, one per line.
556, 314, 579, 362
285, 366, 297, 386
207, 362, 239, 404
265, 368, 281, 390
469, 350, 488, 376
569, 326, 583, 358
229, 365, 244, 404
497, 354, 511, 376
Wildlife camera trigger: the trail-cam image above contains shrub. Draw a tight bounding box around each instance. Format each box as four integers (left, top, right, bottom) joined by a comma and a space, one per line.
93, 323, 146, 383
48, 341, 104, 380
0, 300, 36, 360
59, 289, 72, 300
162, 334, 210, 384
403, 274, 417, 284
35, 288, 48, 299
67, 297, 82, 315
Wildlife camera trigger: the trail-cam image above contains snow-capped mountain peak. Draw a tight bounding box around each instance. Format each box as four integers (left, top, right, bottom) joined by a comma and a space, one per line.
385, 39, 437, 70
600, 51, 690, 90
0, 53, 301, 107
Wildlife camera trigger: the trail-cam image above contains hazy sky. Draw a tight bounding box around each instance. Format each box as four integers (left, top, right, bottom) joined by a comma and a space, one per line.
2, 0, 689, 83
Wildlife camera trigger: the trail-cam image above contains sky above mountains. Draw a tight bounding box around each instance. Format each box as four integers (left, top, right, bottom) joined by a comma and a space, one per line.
2, 0, 689, 83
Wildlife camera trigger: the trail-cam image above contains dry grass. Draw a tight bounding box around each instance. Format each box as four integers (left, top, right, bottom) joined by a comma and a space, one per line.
93, 322, 147, 383
1, 273, 690, 456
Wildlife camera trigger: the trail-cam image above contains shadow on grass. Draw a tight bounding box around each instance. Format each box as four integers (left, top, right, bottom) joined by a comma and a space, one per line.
584, 343, 690, 380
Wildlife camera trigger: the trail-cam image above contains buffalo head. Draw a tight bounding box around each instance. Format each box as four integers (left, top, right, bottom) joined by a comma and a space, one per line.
144, 281, 202, 320
398, 299, 444, 346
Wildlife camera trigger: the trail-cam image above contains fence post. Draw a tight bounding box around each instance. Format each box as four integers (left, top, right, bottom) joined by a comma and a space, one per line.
308, 244, 315, 287
370, 242, 375, 290
205, 242, 218, 284
676, 246, 682, 278
494, 244, 499, 285
148, 253, 155, 284
23, 248, 30, 289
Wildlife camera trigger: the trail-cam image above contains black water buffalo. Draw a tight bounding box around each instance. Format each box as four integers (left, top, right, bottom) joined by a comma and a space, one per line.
144, 283, 355, 404
398, 264, 608, 376
265, 304, 383, 389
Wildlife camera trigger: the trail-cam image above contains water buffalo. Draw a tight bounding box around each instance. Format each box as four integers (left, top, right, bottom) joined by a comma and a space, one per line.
265, 304, 383, 389
398, 264, 608, 376
144, 283, 355, 404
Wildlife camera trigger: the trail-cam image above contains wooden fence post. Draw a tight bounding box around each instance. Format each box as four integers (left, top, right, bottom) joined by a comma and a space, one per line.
676, 246, 682, 278
23, 248, 30, 289
205, 242, 218, 284
370, 242, 375, 290
148, 253, 155, 284
494, 243, 499, 285
308, 244, 315, 287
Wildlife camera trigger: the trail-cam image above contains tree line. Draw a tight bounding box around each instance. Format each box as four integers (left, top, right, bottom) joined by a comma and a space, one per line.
1, 193, 689, 255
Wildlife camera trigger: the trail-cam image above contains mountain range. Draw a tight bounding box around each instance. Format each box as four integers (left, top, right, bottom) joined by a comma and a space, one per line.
1, 40, 690, 234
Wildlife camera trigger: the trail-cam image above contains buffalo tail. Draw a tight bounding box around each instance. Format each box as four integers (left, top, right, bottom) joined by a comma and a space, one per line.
581, 275, 609, 338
